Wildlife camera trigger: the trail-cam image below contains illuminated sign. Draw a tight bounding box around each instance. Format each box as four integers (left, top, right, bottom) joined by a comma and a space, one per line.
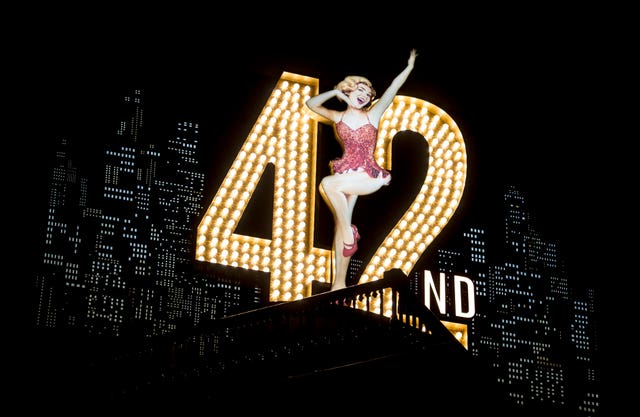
424, 271, 476, 319
196, 71, 467, 318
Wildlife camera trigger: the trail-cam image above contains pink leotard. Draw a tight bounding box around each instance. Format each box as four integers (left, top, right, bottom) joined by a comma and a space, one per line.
330, 114, 391, 180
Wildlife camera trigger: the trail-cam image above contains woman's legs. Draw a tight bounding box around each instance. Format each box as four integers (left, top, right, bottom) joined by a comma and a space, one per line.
319, 171, 389, 290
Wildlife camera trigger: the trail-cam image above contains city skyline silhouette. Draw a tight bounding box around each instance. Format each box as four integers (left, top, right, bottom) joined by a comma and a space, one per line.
26, 82, 604, 412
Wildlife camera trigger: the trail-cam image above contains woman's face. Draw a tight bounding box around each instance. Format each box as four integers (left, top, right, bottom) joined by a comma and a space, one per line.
348, 83, 373, 109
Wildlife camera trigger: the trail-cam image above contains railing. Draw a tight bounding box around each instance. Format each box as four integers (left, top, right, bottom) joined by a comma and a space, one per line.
107, 268, 470, 403
165, 269, 465, 369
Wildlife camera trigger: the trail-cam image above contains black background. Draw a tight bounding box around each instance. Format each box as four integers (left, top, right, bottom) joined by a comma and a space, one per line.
11, 5, 631, 413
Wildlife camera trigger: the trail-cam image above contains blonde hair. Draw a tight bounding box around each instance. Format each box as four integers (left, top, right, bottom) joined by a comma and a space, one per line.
335, 75, 376, 99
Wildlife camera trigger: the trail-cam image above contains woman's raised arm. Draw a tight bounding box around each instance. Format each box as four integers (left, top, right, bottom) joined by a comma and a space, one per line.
369, 49, 417, 121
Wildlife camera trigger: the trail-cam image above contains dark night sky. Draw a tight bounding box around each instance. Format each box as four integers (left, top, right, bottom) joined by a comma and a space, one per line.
27, 16, 616, 288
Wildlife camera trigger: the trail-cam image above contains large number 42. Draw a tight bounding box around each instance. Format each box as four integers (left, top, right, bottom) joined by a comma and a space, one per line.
196, 71, 467, 307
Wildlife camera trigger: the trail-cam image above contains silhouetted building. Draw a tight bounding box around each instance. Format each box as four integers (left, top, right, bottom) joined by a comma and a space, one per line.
34, 90, 212, 338
34, 137, 91, 329
409, 185, 601, 415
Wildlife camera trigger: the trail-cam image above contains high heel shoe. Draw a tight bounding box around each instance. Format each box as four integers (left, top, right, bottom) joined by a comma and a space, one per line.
342, 225, 361, 257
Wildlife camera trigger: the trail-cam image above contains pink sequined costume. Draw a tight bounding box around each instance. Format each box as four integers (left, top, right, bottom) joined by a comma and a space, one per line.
331, 114, 391, 181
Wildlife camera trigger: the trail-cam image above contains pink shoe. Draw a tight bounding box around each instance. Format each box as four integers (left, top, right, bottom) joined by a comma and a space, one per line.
342, 225, 360, 257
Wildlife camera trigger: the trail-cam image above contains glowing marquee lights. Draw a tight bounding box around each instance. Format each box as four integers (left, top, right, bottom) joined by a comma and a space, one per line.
196, 71, 467, 313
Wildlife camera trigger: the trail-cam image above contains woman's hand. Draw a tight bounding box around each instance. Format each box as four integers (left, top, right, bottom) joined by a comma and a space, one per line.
335, 89, 354, 106
408, 49, 417, 67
